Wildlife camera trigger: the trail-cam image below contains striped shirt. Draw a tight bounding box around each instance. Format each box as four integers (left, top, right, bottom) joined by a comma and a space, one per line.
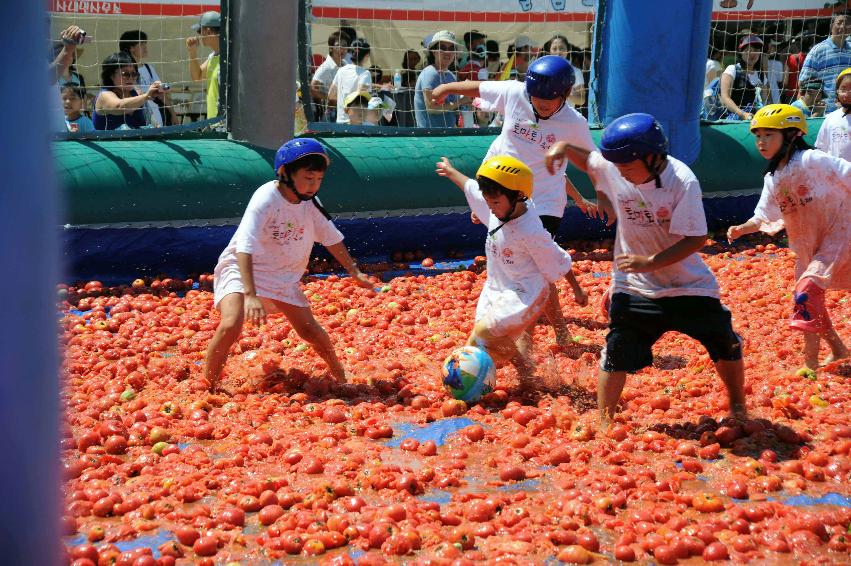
799, 36, 851, 102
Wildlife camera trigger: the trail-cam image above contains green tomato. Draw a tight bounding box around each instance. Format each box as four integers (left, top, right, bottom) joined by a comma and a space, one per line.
152, 441, 169, 455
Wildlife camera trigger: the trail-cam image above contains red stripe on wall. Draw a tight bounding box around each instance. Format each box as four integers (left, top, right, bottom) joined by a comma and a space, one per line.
312, 7, 595, 23
49, 1, 219, 16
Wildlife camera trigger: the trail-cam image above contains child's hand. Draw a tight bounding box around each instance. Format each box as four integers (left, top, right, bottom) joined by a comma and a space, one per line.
727, 224, 744, 244
244, 295, 267, 326
544, 142, 569, 174
616, 254, 654, 273
471, 212, 481, 225
350, 271, 375, 289
573, 286, 588, 307
435, 157, 456, 177
431, 85, 450, 105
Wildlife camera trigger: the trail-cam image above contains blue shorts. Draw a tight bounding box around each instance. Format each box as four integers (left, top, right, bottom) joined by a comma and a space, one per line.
601, 293, 742, 373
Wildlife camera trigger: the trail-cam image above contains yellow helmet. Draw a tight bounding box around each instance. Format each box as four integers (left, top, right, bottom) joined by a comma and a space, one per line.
837, 67, 851, 90
476, 155, 534, 199
750, 104, 808, 135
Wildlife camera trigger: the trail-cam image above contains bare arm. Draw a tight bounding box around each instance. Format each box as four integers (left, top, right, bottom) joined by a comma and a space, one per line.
719, 73, 751, 120
96, 83, 162, 115
186, 37, 205, 82
616, 235, 707, 273
431, 81, 482, 104
435, 157, 470, 190
324, 242, 373, 288
545, 141, 592, 174
236, 252, 266, 325
727, 218, 762, 243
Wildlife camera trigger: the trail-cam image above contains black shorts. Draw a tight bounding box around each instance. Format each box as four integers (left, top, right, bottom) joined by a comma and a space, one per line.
539, 215, 561, 238
601, 293, 742, 373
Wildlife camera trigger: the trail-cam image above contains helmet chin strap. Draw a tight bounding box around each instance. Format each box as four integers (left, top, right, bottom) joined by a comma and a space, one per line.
488, 196, 522, 237
528, 94, 566, 122
279, 174, 314, 202
641, 155, 663, 188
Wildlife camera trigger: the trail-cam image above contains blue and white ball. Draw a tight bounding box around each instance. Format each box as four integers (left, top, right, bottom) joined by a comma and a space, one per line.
442, 346, 496, 403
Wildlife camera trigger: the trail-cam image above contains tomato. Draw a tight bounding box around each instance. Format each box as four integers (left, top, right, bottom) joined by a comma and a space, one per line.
259, 504, 284, 526
498, 465, 526, 482
192, 536, 219, 557
702, 541, 729, 561
613, 545, 635, 561
556, 545, 590, 564
692, 493, 725, 513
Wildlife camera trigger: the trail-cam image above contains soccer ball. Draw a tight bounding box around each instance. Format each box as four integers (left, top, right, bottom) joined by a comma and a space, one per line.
442, 346, 496, 403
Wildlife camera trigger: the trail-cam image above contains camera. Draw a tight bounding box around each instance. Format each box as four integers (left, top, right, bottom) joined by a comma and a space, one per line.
160, 83, 171, 91
63, 30, 93, 46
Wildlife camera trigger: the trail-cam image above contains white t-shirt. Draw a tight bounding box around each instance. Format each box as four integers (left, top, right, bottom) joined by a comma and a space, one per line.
138, 63, 163, 127
815, 107, 851, 161
464, 179, 574, 336
567, 67, 585, 108
478, 80, 597, 217
215, 181, 344, 292
705, 59, 722, 89
753, 150, 851, 290
766, 59, 784, 104
588, 152, 719, 299
723, 64, 763, 88
312, 56, 340, 88
331, 64, 371, 124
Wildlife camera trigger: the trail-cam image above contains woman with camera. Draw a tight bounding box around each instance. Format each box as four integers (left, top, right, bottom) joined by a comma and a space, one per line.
93, 51, 164, 130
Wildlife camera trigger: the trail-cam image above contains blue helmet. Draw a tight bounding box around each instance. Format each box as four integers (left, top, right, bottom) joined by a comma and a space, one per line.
600, 113, 668, 163
274, 138, 329, 173
525, 55, 576, 100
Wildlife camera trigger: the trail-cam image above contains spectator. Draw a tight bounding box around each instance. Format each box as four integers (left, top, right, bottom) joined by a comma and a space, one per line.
705, 46, 722, 89
401, 49, 421, 88
799, 12, 851, 105
50, 26, 86, 131
415, 30, 462, 128
719, 34, 767, 121
120, 30, 176, 127
61, 85, 94, 133
485, 40, 501, 79
505, 35, 535, 81
310, 30, 352, 121
765, 38, 786, 103
458, 44, 489, 82
459, 29, 487, 69
543, 34, 586, 108
343, 91, 370, 125
790, 79, 826, 117
368, 65, 387, 92
52, 42, 86, 90
329, 38, 371, 124
784, 34, 808, 103
93, 52, 162, 130
186, 11, 221, 119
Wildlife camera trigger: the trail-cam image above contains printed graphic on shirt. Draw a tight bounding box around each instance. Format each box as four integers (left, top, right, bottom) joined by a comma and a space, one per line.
776, 184, 814, 213
830, 125, 850, 144
486, 237, 516, 265
618, 196, 657, 226
510, 114, 558, 151
270, 220, 305, 243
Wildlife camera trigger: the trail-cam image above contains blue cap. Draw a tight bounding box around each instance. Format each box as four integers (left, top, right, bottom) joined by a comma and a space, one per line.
274, 139, 329, 173
600, 113, 668, 163
525, 55, 576, 99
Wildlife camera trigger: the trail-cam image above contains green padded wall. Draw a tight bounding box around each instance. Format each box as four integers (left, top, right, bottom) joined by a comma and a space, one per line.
55, 119, 823, 226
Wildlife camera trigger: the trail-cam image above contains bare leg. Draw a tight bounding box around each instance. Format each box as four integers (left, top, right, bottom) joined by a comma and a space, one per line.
597, 369, 627, 430
822, 327, 849, 365
545, 282, 571, 348
802, 333, 820, 370
714, 358, 747, 418
513, 329, 536, 389
275, 300, 346, 381
204, 293, 244, 393
469, 323, 534, 390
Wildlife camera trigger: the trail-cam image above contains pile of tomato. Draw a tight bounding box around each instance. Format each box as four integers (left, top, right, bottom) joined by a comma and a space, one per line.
59, 236, 850, 565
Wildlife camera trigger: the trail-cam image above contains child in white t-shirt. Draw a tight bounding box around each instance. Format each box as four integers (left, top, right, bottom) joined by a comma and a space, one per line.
435, 154, 587, 389
728, 104, 850, 370
585, 113, 746, 428
431, 55, 605, 350
815, 68, 851, 161
205, 138, 373, 393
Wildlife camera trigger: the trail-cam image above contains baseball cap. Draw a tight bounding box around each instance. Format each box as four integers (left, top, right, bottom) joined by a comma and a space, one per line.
344, 91, 370, 108
515, 35, 535, 50
738, 34, 763, 49
463, 30, 487, 46
428, 30, 459, 49
191, 11, 220, 31
800, 79, 823, 92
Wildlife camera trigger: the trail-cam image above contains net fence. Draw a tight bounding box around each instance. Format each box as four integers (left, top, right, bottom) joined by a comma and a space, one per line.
48, 0, 223, 136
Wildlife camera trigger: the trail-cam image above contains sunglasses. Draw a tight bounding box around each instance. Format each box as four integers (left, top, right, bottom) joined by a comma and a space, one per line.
120, 70, 140, 78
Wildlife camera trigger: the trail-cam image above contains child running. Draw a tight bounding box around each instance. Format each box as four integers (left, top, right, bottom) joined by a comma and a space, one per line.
431, 55, 605, 350
728, 104, 851, 370
549, 113, 747, 428
815, 67, 851, 160
436, 155, 587, 389
205, 138, 373, 392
